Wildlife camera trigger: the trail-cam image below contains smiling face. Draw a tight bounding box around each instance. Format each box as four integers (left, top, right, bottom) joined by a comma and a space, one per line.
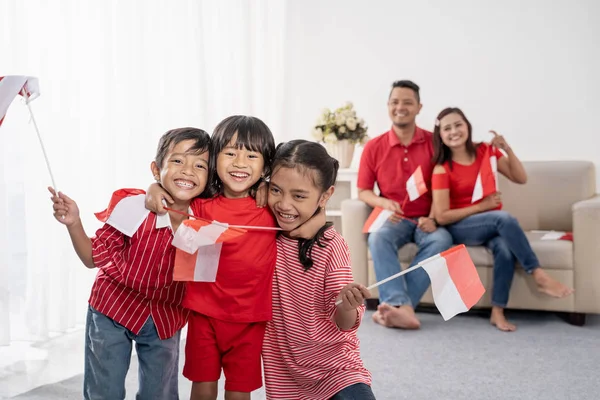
216, 132, 265, 198
439, 112, 470, 149
387, 87, 422, 129
151, 139, 209, 205
267, 166, 333, 232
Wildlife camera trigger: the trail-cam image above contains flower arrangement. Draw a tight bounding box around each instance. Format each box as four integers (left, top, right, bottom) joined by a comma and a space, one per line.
312, 101, 369, 145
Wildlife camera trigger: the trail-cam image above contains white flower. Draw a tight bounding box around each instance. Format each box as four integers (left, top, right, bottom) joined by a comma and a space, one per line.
315, 116, 326, 126
344, 101, 353, 109
360, 135, 370, 145
339, 126, 346, 133
358, 118, 365, 127
335, 114, 346, 126
346, 117, 357, 131
321, 108, 331, 117
312, 127, 323, 141
323, 133, 337, 144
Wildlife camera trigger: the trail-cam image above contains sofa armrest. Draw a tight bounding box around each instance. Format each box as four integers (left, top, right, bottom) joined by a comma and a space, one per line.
341, 199, 371, 286
572, 194, 600, 313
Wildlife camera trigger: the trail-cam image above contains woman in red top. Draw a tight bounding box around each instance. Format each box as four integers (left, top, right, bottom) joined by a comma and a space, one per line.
430, 107, 573, 331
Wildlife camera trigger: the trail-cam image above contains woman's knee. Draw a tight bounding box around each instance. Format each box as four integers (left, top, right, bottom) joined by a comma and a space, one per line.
494, 210, 518, 226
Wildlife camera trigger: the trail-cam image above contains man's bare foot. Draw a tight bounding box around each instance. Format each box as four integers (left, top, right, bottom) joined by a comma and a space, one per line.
490, 307, 516, 332
372, 310, 390, 327
378, 303, 420, 329
532, 269, 574, 298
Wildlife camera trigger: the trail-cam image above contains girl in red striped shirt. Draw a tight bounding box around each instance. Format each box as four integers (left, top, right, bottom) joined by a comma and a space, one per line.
264, 140, 375, 400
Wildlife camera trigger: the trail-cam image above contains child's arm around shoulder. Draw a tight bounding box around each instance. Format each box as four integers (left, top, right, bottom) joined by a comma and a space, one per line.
49, 187, 95, 269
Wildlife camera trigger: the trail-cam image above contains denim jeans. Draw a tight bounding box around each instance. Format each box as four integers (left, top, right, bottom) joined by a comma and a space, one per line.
84, 305, 181, 400
446, 210, 540, 307
368, 218, 453, 307
331, 383, 376, 399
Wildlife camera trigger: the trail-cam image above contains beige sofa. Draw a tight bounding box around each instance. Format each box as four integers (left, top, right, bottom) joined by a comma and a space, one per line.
341, 161, 600, 325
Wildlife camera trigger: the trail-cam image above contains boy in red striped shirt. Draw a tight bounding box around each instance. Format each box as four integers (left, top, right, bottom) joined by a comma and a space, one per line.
48, 127, 211, 400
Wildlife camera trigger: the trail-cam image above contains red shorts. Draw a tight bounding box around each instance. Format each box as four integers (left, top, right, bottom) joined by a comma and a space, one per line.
183, 311, 266, 392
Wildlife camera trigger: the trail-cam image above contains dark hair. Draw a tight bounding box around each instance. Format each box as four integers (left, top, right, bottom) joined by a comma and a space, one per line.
155, 127, 211, 169
432, 107, 476, 169
271, 140, 339, 271
389, 80, 420, 103
207, 115, 276, 197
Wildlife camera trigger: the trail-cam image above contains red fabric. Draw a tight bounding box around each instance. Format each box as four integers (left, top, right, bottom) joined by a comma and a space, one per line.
357, 127, 435, 218
183, 312, 266, 392
185, 195, 277, 322
94, 188, 147, 222
90, 212, 188, 340
431, 143, 504, 210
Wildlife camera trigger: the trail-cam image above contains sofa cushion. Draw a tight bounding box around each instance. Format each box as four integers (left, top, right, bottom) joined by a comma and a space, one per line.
368, 231, 572, 270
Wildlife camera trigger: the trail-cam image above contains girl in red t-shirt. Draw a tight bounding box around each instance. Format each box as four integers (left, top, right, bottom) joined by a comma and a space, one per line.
430, 107, 573, 331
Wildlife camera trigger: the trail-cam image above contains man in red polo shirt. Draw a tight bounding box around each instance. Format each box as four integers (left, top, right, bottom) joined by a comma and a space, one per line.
357, 80, 452, 329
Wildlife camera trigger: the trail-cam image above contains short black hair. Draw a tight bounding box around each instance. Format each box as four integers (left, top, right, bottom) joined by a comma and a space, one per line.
155, 127, 211, 169
389, 80, 420, 103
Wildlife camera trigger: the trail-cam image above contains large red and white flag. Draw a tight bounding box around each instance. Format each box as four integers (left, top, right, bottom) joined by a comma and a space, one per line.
406, 165, 428, 201
0, 75, 40, 128
362, 206, 394, 233
421, 244, 485, 320
172, 219, 246, 282
471, 145, 499, 203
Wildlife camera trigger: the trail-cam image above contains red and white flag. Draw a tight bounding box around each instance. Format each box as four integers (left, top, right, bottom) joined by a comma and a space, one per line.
172, 219, 246, 282
0, 75, 40, 128
94, 189, 149, 237
471, 145, 499, 203
362, 206, 394, 233
406, 165, 428, 201
421, 244, 485, 320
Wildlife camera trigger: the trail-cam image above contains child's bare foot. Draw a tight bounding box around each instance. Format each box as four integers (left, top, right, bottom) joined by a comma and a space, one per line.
490, 307, 516, 332
379, 303, 421, 329
532, 269, 573, 298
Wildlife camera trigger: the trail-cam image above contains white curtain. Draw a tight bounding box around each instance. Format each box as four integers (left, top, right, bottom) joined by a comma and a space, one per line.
0, 0, 286, 354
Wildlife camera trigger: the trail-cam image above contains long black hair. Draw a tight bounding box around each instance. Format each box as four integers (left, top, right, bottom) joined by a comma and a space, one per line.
271, 140, 339, 270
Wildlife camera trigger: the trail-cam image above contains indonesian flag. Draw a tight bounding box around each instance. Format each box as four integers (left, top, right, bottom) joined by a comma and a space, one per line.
0, 75, 40, 128
471, 145, 499, 203
362, 206, 393, 233
539, 231, 573, 241
172, 219, 246, 282
421, 244, 485, 321
94, 189, 149, 237
406, 165, 427, 201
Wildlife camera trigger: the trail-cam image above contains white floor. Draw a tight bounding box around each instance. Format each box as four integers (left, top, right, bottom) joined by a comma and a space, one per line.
0, 328, 86, 399
0, 325, 193, 399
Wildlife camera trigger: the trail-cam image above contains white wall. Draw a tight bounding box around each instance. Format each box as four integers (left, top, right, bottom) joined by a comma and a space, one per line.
282, 0, 600, 185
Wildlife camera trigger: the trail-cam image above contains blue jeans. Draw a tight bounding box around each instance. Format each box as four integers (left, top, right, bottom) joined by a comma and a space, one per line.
331, 383, 376, 399
446, 210, 540, 307
368, 218, 453, 307
84, 305, 181, 400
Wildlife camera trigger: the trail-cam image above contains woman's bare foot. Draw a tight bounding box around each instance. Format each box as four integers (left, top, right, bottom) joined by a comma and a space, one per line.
532, 269, 574, 298
378, 303, 421, 329
490, 306, 516, 332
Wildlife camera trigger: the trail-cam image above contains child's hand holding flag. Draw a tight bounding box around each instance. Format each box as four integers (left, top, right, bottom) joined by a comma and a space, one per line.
48, 187, 80, 226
